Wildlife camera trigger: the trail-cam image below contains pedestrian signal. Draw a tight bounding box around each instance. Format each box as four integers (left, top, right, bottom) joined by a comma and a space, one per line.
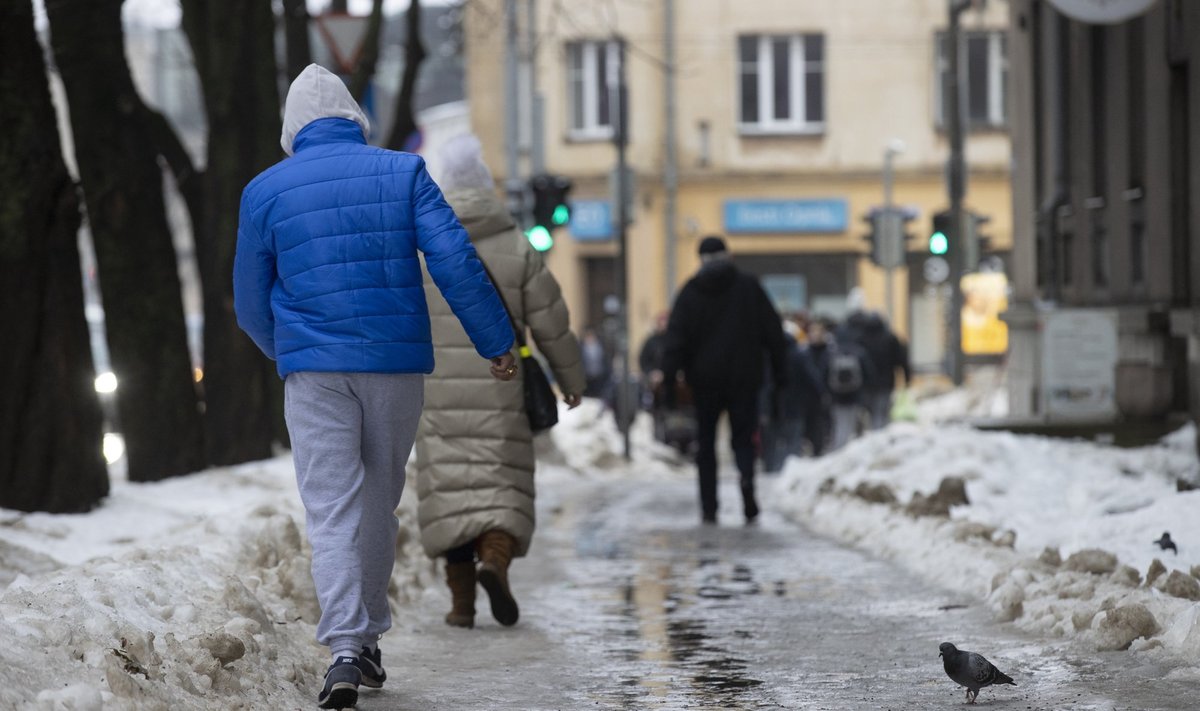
527, 174, 573, 252
930, 210, 952, 256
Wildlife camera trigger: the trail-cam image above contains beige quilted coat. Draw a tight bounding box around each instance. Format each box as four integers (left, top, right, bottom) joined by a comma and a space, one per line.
415, 188, 585, 558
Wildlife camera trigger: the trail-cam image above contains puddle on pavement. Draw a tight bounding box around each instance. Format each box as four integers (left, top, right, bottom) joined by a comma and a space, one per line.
584, 529, 775, 708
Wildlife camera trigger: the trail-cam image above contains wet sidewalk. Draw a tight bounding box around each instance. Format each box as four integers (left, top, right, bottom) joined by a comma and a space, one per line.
361, 476, 1196, 710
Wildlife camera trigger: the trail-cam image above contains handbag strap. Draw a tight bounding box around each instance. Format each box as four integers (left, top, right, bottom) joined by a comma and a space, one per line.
476, 256, 529, 354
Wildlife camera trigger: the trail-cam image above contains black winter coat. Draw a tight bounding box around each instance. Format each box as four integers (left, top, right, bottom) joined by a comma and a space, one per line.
854, 314, 910, 391
662, 261, 787, 395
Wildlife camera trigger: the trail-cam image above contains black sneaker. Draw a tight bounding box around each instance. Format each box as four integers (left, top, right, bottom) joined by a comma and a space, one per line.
355, 646, 386, 689
317, 657, 361, 709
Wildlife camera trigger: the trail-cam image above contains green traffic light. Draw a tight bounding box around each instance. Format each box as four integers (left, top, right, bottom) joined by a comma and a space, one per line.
552, 204, 570, 226
526, 225, 554, 252
929, 231, 948, 255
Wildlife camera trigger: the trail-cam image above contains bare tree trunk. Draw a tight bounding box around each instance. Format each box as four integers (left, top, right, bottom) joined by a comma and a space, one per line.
182, 0, 284, 465
386, 0, 427, 151
349, 0, 386, 102
282, 0, 313, 82
0, 0, 108, 512
46, 0, 206, 483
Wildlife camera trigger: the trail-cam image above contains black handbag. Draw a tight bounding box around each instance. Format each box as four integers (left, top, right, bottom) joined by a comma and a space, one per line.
480, 263, 559, 432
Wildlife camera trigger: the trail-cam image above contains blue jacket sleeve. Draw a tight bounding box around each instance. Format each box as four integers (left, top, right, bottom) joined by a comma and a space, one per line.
412, 162, 514, 360
233, 190, 278, 360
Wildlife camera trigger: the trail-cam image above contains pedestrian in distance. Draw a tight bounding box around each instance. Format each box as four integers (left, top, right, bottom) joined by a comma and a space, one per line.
414, 134, 586, 631
761, 317, 828, 472
580, 327, 611, 399
233, 65, 517, 710
662, 236, 788, 525
802, 318, 836, 456
856, 311, 911, 430
826, 322, 875, 451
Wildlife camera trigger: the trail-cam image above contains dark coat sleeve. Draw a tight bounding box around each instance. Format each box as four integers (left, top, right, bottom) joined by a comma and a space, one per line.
661, 286, 695, 391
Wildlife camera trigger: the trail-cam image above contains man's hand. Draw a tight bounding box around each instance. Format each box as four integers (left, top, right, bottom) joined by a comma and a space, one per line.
564, 393, 582, 409
490, 352, 518, 381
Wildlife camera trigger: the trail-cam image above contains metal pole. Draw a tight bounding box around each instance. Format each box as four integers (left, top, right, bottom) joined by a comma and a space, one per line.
883, 148, 896, 325
663, 0, 678, 304
612, 37, 632, 460
945, 0, 971, 385
503, 0, 524, 219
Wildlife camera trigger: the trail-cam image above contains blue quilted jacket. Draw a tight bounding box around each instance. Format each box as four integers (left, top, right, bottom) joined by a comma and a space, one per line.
234, 111, 513, 377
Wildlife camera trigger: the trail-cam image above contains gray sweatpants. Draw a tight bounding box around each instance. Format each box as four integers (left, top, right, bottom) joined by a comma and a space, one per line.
284, 371, 424, 657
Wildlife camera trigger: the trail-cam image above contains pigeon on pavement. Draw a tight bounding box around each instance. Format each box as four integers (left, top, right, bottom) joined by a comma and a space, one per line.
939, 642, 1015, 704
1154, 532, 1178, 555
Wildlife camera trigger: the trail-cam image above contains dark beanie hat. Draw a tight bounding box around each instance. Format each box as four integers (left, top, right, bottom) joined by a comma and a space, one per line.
698, 235, 727, 255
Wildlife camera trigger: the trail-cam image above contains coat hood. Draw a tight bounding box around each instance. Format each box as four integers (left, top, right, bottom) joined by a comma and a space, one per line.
444, 188, 514, 242
280, 64, 370, 155
693, 259, 738, 293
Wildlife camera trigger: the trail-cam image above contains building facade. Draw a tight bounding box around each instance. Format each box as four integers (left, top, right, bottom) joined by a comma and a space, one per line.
1005, 0, 1200, 428
464, 0, 1013, 366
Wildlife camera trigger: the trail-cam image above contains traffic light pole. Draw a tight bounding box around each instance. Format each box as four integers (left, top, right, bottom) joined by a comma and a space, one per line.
944, 0, 972, 386
882, 145, 898, 326
612, 37, 632, 461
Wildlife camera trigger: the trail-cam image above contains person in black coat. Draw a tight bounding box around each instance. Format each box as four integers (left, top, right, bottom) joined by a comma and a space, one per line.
761, 321, 828, 471
662, 236, 787, 524
854, 312, 911, 430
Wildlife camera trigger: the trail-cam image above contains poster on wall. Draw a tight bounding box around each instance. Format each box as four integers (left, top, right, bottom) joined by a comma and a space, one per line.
960, 272, 1008, 356
1040, 309, 1119, 420
761, 275, 807, 316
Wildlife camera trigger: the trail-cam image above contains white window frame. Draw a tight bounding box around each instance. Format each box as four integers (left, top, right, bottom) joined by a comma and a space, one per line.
737, 33, 825, 136
567, 39, 620, 141
935, 30, 1008, 129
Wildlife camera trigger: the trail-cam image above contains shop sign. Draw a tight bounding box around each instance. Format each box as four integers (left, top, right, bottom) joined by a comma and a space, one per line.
723, 199, 848, 234
570, 200, 612, 241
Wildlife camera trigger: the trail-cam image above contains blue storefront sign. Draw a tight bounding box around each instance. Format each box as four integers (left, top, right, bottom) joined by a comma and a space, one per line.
723, 198, 848, 234
570, 200, 612, 241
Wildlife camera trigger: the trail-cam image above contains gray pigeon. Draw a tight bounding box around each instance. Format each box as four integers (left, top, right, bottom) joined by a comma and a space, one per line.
939, 642, 1015, 704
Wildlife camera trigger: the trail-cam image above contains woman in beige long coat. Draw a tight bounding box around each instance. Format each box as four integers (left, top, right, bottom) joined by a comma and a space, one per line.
416, 135, 585, 628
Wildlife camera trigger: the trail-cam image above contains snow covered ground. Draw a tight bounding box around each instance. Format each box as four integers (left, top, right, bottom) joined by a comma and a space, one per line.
5, 386, 1200, 708
772, 391, 1200, 674
0, 400, 673, 710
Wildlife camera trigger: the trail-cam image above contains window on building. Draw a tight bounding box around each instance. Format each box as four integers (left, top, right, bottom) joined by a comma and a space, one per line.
936, 31, 1008, 129
567, 40, 622, 140
738, 33, 825, 133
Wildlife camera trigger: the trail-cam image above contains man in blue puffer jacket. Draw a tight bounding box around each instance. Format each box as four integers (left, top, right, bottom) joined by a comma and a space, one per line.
234, 64, 516, 710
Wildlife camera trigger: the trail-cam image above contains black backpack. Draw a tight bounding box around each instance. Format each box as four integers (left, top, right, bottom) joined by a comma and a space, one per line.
828, 349, 863, 394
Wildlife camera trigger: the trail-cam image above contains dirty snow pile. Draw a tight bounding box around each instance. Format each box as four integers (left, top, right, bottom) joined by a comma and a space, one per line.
0, 398, 665, 709
0, 456, 441, 710
773, 419, 1200, 665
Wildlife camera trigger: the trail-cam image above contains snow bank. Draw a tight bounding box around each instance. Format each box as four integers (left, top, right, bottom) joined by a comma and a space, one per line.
773, 421, 1200, 665
0, 458, 438, 709
0, 397, 651, 708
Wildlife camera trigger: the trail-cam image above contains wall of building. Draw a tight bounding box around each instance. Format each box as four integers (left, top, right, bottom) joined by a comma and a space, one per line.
1005, 0, 1200, 426
464, 0, 1014, 364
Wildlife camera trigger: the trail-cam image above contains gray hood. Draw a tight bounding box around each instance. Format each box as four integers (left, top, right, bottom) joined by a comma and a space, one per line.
444, 188, 515, 242
280, 64, 370, 155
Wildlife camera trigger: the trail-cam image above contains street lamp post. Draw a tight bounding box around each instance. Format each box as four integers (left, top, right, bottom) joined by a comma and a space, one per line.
882, 139, 905, 326
944, 0, 976, 385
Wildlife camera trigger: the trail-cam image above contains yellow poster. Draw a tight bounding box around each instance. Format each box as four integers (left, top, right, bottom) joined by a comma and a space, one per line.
961, 272, 1008, 355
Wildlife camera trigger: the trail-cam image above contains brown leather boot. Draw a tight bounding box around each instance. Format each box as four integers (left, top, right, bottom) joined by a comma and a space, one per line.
443, 560, 476, 628
475, 529, 519, 626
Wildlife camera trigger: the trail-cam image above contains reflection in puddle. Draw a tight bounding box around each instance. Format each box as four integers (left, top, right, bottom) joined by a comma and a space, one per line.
593, 536, 768, 707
